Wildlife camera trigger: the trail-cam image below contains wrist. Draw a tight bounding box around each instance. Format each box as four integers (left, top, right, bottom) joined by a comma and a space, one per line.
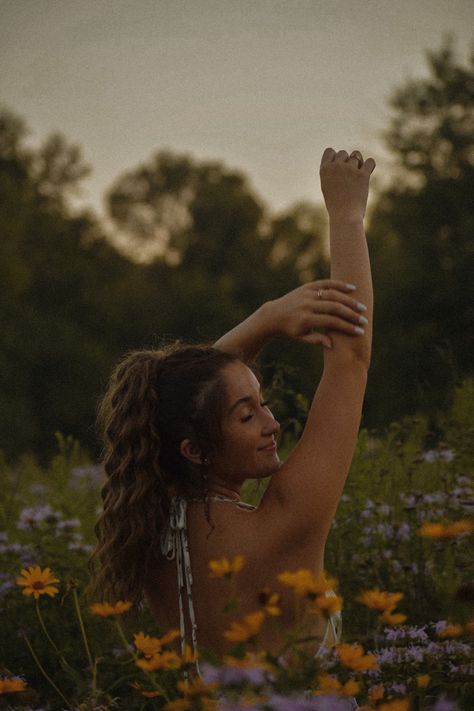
329, 214, 365, 227
258, 300, 281, 339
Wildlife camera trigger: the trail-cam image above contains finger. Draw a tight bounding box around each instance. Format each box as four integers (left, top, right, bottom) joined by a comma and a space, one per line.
362, 157, 376, 175
306, 313, 365, 336
299, 332, 333, 348
309, 284, 367, 312
320, 147, 336, 166
334, 150, 349, 162
311, 298, 368, 327
348, 150, 363, 168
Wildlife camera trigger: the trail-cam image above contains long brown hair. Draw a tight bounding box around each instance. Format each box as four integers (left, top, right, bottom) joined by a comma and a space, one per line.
86, 342, 239, 608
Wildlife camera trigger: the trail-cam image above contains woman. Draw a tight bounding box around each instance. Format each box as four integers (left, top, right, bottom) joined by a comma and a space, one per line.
89, 147, 374, 679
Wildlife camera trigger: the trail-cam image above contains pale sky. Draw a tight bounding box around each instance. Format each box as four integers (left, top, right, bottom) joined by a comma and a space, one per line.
1, 0, 473, 224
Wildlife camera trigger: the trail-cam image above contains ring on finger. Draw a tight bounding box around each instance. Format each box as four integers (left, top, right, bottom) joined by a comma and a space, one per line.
317, 288, 324, 299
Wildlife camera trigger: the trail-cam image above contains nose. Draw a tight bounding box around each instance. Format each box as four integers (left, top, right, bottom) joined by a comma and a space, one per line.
262, 409, 280, 437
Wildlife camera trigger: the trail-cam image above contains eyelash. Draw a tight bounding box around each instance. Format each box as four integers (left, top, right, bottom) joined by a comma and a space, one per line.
241, 401, 270, 422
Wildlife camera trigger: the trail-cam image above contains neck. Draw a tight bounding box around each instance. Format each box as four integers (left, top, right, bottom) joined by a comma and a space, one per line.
206, 476, 242, 501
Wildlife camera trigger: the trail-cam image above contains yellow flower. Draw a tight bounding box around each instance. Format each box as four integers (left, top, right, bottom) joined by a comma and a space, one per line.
176, 676, 219, 697
315, 673, 341, 694
277, 569, 337, 597
258, 588, 282, 616
130, 680, 162, 698
437, 623, 463, 638
133, 629, 180, 656
0, 677, 28, 693
418, 522, 446, 538
416, 674, 430, 688
89, 600, 133, 617
16, 566, 60, 600
163, 700, 191, 711
341, 679, 361, 696
368, 683, 384, 702
224, 610, 265, 642
222, 651, 274, 672
312, 593, 343, 616
208, 555, 245, 578
418, 519, 473, 538
444, 520, 473, 536
356, 589, 404, 613
135, 650, 182, 671
381, 610, 407, 625
336, 643, 379, 672
379, 700, 411, 711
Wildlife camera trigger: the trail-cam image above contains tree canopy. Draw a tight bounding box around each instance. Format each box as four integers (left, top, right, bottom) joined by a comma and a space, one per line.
1, 35, 473, 459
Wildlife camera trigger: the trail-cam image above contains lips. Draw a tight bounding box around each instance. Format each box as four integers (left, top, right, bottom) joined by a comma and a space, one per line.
259, 441, 277, 452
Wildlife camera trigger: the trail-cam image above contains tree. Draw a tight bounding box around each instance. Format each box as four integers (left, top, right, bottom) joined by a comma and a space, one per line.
365, 34, 474, 428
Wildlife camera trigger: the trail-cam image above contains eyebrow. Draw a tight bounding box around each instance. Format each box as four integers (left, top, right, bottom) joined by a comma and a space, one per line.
227, 395, 253, 416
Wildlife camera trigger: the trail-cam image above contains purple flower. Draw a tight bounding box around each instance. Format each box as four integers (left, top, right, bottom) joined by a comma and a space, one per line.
71, 464, 103, 486
267, 695, 354, 711
396, 522, 411, 541
387, 682, 407, 695
431, 697, 459, 711
68, 542, 93, 554
201, 663, 267, 687
56, 518, 81, 531
404, 646, 425, 663
17, 505, 61, 530
378, 504, 391, 516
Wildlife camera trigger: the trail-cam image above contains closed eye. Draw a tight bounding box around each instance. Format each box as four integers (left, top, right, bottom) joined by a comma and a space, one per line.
240, 401, 270, 422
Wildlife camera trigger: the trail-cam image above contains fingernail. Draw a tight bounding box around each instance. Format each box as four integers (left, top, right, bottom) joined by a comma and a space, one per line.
358, 315, 368, 325
324, 342, 332, 350
346, 283, 357, 290
356, 302, 367, 312
354, 326, 365, 335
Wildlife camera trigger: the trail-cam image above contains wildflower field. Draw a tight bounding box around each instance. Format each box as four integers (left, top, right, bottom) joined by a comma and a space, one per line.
0, 378, 473, 711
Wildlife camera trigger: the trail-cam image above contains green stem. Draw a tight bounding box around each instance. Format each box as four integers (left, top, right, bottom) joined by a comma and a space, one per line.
114, 619, 171, 702
35, 599, 77, 676
72, 589, 97, 695
22, 632, 74, 710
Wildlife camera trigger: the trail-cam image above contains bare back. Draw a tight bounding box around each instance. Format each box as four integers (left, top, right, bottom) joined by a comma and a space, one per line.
145, 498, 331, 658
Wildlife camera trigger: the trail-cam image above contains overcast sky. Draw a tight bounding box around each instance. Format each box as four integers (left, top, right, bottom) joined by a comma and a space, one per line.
1, 0, 473, 221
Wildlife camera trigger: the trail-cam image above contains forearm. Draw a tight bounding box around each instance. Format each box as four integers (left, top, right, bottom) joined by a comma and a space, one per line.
324, 218, 373, 367
213, 303, 276, 362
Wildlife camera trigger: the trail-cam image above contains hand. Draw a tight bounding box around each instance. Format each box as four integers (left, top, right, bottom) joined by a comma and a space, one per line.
320, 148, 376, 223
268, 279, 368, 348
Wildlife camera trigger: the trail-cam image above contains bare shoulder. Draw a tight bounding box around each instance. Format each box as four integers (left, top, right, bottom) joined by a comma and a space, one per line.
255, 357, 368, 551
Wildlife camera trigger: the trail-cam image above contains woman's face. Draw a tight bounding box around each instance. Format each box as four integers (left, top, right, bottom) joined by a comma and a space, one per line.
209, 361, 281, 486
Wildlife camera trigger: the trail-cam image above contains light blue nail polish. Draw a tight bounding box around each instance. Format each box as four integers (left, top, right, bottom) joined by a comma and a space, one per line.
356, 302, 367, 312
358, 315, 368, 325
346, 283, 357, 290
354, 326, 365, 335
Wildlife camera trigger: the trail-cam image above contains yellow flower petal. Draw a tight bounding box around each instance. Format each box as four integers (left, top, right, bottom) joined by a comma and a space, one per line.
416, 674, 430, 688
89, 600, 133, 617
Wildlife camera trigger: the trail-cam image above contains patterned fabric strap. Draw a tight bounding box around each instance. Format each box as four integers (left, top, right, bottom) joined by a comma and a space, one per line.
159, 494, 257, 679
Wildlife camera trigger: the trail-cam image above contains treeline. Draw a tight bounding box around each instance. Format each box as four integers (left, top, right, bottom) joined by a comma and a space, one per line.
1, 36, 473, 461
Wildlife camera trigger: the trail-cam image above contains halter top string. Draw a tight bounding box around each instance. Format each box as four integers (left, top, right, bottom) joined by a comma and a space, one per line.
160, 494, 257, 678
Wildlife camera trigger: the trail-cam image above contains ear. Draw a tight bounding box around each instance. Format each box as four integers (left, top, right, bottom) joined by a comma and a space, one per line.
180, 438, 204, 466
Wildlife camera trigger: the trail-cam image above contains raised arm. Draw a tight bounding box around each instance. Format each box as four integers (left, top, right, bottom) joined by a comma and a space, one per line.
258, 148, 375, 549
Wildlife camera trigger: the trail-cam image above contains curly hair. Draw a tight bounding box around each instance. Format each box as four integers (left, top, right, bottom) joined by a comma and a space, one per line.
86, 342, 239, 609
